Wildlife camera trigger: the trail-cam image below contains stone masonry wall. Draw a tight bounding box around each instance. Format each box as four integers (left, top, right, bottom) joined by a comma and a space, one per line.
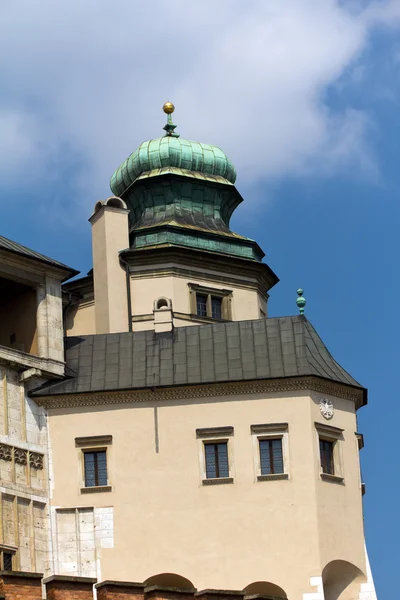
0, 364, 49, 574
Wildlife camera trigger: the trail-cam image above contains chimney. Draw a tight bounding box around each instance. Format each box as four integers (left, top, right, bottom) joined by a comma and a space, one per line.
89, 197, 130, 334
153, 297, 173, 333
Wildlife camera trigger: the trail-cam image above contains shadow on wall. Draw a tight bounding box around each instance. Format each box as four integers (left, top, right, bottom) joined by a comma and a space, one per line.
145, 573, 195, 590
323, 560, 365, 600
243, 581, 287, 598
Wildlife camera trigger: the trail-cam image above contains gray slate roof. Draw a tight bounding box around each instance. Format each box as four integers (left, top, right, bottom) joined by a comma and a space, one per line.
31, 316, 365, 401
0, 235, 78, 278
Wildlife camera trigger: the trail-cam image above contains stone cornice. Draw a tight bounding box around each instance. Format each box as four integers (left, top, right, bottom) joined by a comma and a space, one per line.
0, 345, 65, 378
34, 376, 364, 410
123, 244, 278, 294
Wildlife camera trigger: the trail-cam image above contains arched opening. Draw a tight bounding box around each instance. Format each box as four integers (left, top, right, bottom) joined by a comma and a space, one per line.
144, 573, 195, 590
105, 196, 127, 209
244, 581, 287, 599
323, 560, 365, 600
154, 297, 171, 311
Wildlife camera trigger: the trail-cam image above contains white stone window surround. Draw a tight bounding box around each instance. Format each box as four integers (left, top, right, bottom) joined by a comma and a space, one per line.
314, 422, 345, 484
250, 423, 290, 482
75, 435, 113, 494
196, 426, 235, 485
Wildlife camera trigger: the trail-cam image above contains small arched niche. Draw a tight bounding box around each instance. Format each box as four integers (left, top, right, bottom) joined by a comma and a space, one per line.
244, 581, 288, 599
105, 196, 127, 209
144, 573, 195, 590
153, 297, 172, 311
322, 560, 365, 600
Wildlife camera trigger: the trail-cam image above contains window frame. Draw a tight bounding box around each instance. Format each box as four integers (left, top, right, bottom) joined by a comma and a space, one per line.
0, 545, 16, 571
83, 449, 108, 488
251, 423, 289, 482
204, 441, 230, 479
189, 284, 233, 322
315, 422, 344, 484
319, 438, 335, 475
75, 435, 113, 494
258, 437, 284, 476
196, 426, 234, 485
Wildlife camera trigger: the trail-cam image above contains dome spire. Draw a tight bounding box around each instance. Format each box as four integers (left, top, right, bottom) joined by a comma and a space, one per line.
163, 101, 179, 138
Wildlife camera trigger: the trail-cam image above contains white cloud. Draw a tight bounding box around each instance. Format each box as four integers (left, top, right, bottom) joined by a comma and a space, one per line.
0, 0, 399, 207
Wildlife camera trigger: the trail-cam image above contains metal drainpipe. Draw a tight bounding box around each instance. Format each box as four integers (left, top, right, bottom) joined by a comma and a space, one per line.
119, 255, 133, 332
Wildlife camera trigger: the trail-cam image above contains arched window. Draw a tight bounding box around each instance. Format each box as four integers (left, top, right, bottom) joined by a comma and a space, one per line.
153, 297, 172, 311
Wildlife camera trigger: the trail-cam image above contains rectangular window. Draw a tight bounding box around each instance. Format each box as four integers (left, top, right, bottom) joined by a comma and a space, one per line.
319, 439, 334, 475
259, 438, 284, 475
211, 296, 222, 320
196, 294, 208, 317
204, 442, 229, 479
190, 284, 232, 321
2, 552, 13, 571
84, 450, 107, 487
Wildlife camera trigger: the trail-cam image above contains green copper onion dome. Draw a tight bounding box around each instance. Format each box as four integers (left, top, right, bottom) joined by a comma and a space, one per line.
110, 103, 236, 197
106, 103, 269, 264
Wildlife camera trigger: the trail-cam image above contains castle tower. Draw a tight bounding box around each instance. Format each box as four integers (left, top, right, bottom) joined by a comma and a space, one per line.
65, 103, 278, 335
31, 105, 376, 600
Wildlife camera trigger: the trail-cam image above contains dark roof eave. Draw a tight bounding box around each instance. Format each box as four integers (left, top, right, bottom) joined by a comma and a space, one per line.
0, 239, 79, 282
29, 373, 366, 408
63, 272, 94, 291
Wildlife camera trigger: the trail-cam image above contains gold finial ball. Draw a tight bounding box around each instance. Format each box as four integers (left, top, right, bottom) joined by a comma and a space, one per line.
163, 101, 175, 114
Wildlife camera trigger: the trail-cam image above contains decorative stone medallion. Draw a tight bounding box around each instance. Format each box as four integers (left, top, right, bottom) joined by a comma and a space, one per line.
319, 398, 334, 420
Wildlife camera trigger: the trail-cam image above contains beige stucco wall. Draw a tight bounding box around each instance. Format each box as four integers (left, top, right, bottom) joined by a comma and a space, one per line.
66, 271, 267, 336
47, 389, 366, 597
130, 274, 264, 325
66, 301, 96, 336
310, 392, 365, 570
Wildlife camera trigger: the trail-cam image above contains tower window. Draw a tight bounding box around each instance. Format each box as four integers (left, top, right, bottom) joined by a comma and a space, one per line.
211, 296, 222, 320
84, 450, 107, 487
190, 284, 232, 321
259, 438, 284, 475
195, 293, 223, 319
196, 294, 208, 317
204, 442, 229, 479
319, 439, 334, 475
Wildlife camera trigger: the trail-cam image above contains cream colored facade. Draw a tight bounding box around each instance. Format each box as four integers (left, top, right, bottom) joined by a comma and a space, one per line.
43, 383, 369, 600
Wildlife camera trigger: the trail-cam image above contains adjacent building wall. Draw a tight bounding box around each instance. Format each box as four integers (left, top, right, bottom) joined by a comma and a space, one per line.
0, 364, 49, 573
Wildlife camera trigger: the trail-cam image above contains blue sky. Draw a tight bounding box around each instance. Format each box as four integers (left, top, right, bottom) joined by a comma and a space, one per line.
1, 1, 400, 596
